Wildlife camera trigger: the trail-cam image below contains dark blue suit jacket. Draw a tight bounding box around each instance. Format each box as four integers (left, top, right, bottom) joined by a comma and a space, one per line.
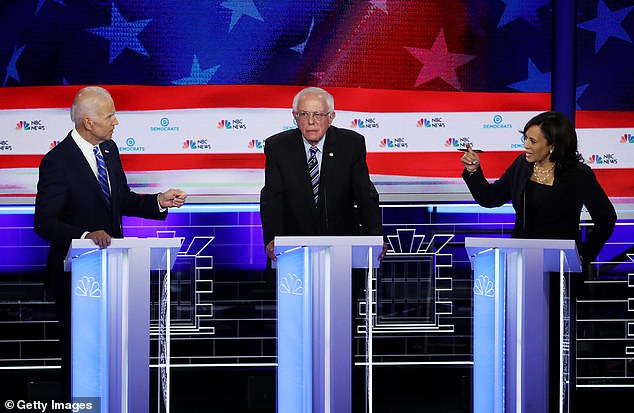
260, 126, 382, 246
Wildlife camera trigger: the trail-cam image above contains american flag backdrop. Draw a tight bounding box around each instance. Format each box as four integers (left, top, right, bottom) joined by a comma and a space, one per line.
0, 0, 632, 106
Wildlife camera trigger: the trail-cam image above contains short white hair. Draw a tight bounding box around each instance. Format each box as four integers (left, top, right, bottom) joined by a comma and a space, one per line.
292, 87, 334, 112
70, 86, 112, 125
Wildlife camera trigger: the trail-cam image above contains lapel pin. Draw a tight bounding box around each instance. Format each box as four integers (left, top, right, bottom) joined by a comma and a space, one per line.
329, 152, 333, 157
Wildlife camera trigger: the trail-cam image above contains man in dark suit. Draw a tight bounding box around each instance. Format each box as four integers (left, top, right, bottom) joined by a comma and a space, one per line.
34, 86, 187, 400
260, 86, 385, 261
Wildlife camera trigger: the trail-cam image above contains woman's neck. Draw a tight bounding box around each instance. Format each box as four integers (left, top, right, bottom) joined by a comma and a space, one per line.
534, 159, 555, 170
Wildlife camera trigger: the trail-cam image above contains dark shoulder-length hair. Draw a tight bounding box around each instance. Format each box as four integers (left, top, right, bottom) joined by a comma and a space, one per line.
522, 111, 583, 170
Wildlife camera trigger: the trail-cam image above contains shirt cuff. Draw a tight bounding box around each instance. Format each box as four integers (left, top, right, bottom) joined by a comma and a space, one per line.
157, 193, 167, 212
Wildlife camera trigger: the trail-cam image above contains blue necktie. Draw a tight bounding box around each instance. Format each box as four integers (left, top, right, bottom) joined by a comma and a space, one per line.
93, 145, 111, 208
308, 146, 319, 206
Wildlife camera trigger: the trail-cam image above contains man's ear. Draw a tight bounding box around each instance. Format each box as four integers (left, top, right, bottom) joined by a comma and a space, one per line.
83, 116, 92, 131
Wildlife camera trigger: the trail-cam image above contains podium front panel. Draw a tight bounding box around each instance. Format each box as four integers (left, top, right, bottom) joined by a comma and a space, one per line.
67, 238, 182, 413
275, 236, 382, 413
277, 247, 313, 413
71, 250, 108, 411
466, 237, 580, 413
472, 247, 506, 413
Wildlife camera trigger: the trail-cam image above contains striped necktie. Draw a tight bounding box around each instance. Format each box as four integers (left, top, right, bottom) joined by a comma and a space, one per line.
308, 146, 319, 206
93, 145, 111, 208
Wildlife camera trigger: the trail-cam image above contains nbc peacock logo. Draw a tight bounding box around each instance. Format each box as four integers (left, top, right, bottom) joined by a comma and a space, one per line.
75, 276, 102, 298
620, 133, 633, 143
350, 119, 364, 128
279, 274, 304, 296
248, 139, 263, 149
49, 140, 61, 149
587, 154, 601, 164
445, 138, 460, 148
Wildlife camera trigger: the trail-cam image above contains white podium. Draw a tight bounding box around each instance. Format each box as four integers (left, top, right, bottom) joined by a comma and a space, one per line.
465, 237, 581, 413
274, 236, 384, 413
65, 237, 183, 413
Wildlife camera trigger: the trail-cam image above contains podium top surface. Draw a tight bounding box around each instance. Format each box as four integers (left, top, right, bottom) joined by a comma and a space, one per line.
274, 236, 384, 269
64, 237, 183, 272
274, 235, 384, 247
465, 237, 581, 272
465, 237, 577, 251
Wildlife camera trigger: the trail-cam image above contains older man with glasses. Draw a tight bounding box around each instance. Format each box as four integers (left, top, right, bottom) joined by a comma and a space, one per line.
260, 86, 386, 263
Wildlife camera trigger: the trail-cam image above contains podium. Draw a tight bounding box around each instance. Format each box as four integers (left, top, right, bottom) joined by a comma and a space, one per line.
274, 236, 384, 413
64, 237, 183, 413
465, 237, 581, 413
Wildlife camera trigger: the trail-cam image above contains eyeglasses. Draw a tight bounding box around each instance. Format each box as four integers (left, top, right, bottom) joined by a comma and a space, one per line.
295, 111, 331, 121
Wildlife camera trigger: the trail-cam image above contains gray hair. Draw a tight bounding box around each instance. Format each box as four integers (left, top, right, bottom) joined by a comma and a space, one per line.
70, 86, 113, 125
292, 87, 335, 112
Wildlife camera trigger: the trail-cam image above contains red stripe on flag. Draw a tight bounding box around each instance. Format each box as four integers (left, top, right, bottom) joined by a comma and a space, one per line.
119, 153, 266, 171
576, 110, 634, 128
367, 152, 632, 197
367, 151, 521, 179
0, 85, 549, 112
1, 154, 266, 170
9, 152, 631, 197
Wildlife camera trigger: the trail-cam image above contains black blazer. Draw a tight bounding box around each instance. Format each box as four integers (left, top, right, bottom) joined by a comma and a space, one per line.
462, 154, 616, 262
260, 126, 383, 245
34, 132, 167, 280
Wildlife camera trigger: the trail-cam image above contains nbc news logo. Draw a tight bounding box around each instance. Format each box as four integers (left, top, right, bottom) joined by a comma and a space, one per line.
350, 118, 380, 129
416, 117, 445, 128
217, 119, 247, 129
587, 154, 618, 165
15, 120, 45, 131
182, 139, 211, 150
620, 133, 633, 143
379, 138, 408, 148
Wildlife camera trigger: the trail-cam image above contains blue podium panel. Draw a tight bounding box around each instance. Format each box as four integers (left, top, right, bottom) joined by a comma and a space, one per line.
466, 237, 580, 413
66, 238, 182, 413
472, 248, 505, 413
277, 247, 313, 413
275, 236, 383, 413
71, 250, 108, 411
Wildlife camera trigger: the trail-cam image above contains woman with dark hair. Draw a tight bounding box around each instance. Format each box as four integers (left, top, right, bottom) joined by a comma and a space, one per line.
461, 111, 617, 411
460, 111, 616, 265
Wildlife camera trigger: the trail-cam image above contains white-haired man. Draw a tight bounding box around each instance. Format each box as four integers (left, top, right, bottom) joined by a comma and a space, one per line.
260, 86, 385, 262
34, 86, 186, 400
